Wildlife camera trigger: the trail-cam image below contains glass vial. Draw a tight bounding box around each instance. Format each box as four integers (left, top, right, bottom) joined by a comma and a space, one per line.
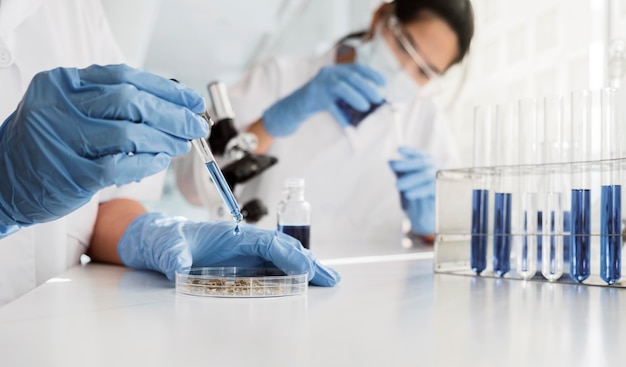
541, 95, 565, 282
277, 178, 312, 249
470, 106, 495, 275
492, 104, 516, 277
569, 90, 592, 282
600, 88, 622, 285
517, 98, 539, 280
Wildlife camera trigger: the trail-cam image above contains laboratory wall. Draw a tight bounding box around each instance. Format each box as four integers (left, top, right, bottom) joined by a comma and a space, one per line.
436, 0, 610, 168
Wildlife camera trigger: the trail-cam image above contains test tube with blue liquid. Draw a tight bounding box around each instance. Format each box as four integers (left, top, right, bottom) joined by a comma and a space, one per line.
492, 104, 515, 277
516, 98, 539, 279
541, 95, 565, 281
569, 90, 592, 282
600, 88, 622, 285
470, 106, 494, 275
191, 131, 243, 234
336, 99, 386, 127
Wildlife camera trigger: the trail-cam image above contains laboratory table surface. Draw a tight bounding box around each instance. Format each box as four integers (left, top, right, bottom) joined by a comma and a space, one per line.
1, 239, 625, 367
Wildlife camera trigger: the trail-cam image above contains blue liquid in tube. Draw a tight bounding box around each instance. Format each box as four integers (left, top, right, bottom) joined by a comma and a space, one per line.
570, 189, 591, 282
278, 225, 311, 249
205, 161, 243, 234
601, 185, 622, 285
336, 99, 385, 127
470, 189, 489, 274
493, 192, 512, 276
521, 211, 529, 271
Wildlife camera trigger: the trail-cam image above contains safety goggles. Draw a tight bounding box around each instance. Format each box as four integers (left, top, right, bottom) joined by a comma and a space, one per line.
387, 15, 441, 82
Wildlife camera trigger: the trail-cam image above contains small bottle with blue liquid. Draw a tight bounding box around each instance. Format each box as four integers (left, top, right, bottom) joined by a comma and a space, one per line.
277, 178, 311, 249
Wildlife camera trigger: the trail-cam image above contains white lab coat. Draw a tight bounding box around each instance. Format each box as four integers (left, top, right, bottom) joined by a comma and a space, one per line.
180, 48, 459, 248
0, 0, 164, 306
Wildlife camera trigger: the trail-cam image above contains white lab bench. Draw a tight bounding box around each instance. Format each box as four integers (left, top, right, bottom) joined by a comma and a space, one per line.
1, 239, 625, 367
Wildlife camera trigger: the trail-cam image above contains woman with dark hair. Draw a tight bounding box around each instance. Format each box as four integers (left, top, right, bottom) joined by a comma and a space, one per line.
182, 0, 475, 246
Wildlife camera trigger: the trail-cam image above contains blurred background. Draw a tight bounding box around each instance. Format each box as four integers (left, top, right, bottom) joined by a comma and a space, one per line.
101, 0, 626, 218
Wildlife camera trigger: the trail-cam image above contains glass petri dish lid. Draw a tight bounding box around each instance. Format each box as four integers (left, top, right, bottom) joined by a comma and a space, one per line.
175, 267, 308, 298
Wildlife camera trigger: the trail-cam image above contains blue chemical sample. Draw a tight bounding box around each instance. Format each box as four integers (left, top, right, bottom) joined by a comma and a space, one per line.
601, 185, 622, 285
470, 189, 489, 274
570, 189, 591, 282
493, 192, 512, 276
205, 161, 243, 234
336, 99, 385, 127
278, 225, 311, 249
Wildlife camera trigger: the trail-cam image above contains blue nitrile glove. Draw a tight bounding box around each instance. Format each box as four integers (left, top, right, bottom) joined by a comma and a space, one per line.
118, 212, 341, 287
262, 63, 385, 137
0, 64, 209, 233
388, 146, 438, 235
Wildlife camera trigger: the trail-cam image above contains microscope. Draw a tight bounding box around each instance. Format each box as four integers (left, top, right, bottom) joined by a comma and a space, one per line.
204, 81, 278, 223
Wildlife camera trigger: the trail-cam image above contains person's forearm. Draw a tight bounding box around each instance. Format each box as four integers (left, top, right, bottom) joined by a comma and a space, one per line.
88, 198, 147, 264
247, 118, 274, 154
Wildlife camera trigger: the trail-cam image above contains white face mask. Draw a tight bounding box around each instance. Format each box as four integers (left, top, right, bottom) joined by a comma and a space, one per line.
354, 27, 422, 104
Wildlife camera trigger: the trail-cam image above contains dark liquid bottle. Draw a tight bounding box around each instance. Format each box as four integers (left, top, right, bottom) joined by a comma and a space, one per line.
277, 178, 311, 249
336, 99, 385, 127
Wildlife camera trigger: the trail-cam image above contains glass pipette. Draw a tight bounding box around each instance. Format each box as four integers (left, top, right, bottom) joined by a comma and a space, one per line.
193, 113, 243, 234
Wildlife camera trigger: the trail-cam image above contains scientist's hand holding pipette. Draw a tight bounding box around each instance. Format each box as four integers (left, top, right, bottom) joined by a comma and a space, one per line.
388, 146, 437, 239
262, 64, 385, 136
0, 64, 208, 236
117, 212, 340, 286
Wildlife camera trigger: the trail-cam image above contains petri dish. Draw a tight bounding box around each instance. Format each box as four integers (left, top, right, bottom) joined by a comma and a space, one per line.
175, 267, 308, 298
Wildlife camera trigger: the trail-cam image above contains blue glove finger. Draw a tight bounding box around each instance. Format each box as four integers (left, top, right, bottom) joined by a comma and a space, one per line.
77, 64, 206, 113
396, 169, 436, 193
74, 85, 209, 141
332, 81, 371, 112
311, 260, 341, 287
76, 119, 192, 158
398, 145, 425, 159
270, 233, 340, 287
335, 66, 384, 105
388, 156, 434, 173
249, 231, 317, 278
347, 63, 386, 87
267, 232, 340, 286
93, 153, 171, 187
405, 182, 436, 201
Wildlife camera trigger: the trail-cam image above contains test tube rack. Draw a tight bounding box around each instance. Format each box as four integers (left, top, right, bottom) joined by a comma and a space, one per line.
434, 89, 626, 287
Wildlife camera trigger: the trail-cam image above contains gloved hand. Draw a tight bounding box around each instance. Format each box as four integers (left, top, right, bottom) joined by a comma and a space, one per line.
388, 146, 437, 235
262, 63, 385, 137
0, 64, 209, 232
118, 212, 341, 287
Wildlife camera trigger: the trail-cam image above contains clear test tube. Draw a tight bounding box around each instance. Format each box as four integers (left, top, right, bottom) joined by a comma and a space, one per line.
600, 88, 622, 285
470, 106, 494, 275
569, 90, 592, 282
492, 104, 515, 277
516, 98, 539, 279
541, 95, 564, 282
